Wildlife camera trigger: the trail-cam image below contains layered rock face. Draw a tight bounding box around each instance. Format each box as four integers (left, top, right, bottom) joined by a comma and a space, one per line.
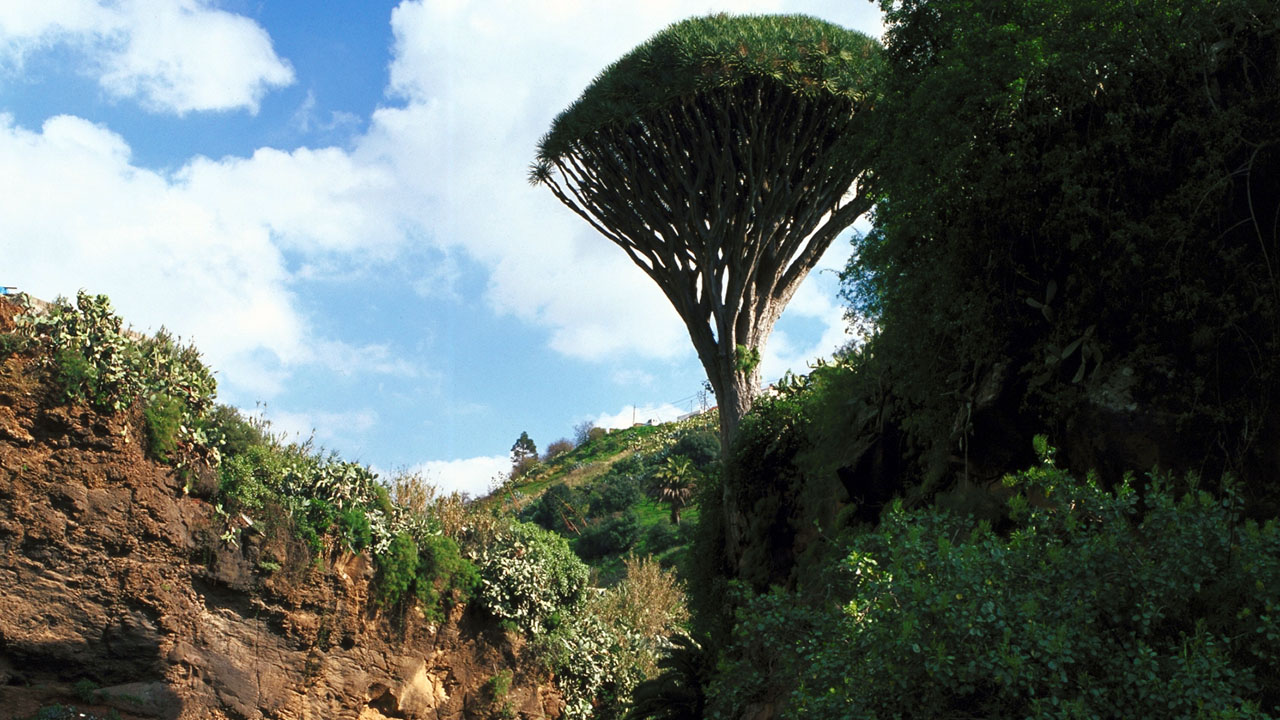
0, 301, 560, 720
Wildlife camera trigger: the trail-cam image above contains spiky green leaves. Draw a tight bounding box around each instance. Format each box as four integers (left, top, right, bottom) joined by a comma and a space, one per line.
534, 13, 880, 165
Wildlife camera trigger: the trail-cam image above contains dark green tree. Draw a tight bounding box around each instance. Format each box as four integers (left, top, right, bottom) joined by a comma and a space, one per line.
532, 13, 880, 558
510, 431, 538, 476
847, 0, 1280, 499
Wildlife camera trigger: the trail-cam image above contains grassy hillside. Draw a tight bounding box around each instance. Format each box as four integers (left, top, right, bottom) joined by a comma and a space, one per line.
485, 412, 718, 586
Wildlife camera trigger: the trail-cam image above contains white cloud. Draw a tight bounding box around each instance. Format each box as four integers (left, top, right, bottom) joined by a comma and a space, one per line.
290, 90, 361, 136
0, 0, 294, 114
262, 407, 379, 453
0, 113, 416, 402
177, 145, 401, 258
310, 339, 425, 379
1, 0, 885, 468
408, 455, 511, 498
612, 368, 656, 387
593, 403, 688, 431
359, 0, 883, 362
0, 1, 111, 47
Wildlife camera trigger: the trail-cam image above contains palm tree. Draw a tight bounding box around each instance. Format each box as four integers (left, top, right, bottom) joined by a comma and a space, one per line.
651, 456, 696, 525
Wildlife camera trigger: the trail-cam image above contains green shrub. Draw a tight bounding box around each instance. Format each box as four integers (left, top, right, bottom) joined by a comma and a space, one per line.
576, 511, 640, 560
485, 669, 513, 699
643, 521, 681, 555
72, 679, 98, 703
415, 533, 480, 621
375, 533, 419, 606
684, 465, 733, 651
18, 292, 218, 466
589, 474, 644, 516
711, 459, 1280, 718
667, 430, 719, 469
546, 557, 690, 720
524, 482, 586, 535
296, 497, 338, 556
53, 347, 99, 404
144, 394, 184, 463
726, 393, 813, 591
544, 438, 575, 462
207, 404, 270, 459
336, 506, 372, 552
473, 520, 589, 635
218, 444, 294, 512
0, 332, 30, 357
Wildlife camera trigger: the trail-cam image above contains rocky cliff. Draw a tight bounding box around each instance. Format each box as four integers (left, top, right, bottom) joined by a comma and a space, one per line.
0, 299, 562, 720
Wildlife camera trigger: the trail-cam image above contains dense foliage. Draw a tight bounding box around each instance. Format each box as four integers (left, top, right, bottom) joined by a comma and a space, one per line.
847, 0, 1280, 499
472, 520, 590, 635
15, 291, 219, 467
711, 455, 1280, 718
535, 13, 879, 160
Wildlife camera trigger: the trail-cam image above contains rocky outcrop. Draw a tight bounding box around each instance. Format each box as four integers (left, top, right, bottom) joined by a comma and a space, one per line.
0, 301, 562, 720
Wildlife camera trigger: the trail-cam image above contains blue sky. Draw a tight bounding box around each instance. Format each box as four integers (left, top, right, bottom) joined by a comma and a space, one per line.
0, 0, 881, 496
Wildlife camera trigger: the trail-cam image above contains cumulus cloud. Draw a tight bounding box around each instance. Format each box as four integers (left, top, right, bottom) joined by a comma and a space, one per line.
1, 0, 884, 473
0, 113, 417, 401
356, 0, 882, 362
0, 0, 294, 114
407, 455, 511, 499
592, 403, 689, 431
262, 407, 380, 454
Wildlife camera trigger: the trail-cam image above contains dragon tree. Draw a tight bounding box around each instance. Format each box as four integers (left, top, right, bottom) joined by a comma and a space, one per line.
532, 14, 879, 452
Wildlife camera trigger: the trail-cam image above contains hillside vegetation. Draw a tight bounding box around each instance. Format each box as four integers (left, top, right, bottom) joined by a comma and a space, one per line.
487, 411, 718, 586
5, 1, 1280, 718
0, 292, 688, 720
648, 1, 1280, 718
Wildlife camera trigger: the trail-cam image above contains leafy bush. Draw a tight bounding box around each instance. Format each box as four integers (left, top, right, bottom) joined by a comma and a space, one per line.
575, 511, 640, 560
589, 473, 643, 516
18, 292, 218, 465
849, 0, 1280, 498
208, 404, 271, 459
336, 506, 372, 552
624, 635, 710, 720
544, 557, 690, 720
711, 458, 1280, 718
0, 331, 30, 357
643, 521, 681, 555
544, 438, 575, 463
144, 394, 184, 463
486, 669, 513, 699
375, 532, 420, 606
472, 520, 589, 635
726, 393, 813, 591
683, 463, 734, 651
296, 497, 338, 556
667, 430, 719, 469
54, 347, 101, 405
415, 533, 480, 621
524, 482, 587, 535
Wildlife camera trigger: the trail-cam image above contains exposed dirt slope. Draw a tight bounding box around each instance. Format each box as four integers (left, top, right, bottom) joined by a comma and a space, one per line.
0, 300, 562, 720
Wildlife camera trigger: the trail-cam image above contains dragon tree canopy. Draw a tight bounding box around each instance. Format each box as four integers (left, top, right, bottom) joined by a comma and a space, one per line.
533, 13, 879, 169
531, 12, 879, 454
532, 13, 880, 569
